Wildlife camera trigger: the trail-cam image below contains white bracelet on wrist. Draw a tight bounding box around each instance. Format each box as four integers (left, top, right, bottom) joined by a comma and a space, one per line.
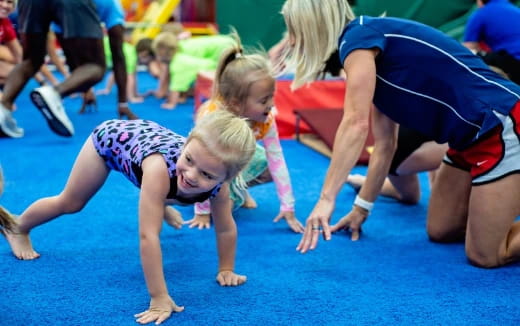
353, 195, 374, 213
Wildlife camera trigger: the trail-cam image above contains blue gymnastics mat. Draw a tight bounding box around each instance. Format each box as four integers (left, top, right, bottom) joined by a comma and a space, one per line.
0, 72, 519, 325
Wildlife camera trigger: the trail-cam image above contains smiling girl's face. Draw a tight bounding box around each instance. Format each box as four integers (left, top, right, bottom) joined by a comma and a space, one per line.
175, 138, 227, 197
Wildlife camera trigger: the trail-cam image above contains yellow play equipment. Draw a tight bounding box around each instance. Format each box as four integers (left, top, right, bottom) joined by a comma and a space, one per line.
121, 0, 148, 22
130, 0, 182, 44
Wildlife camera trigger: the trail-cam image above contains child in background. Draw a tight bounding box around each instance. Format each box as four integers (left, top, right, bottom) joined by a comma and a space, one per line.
186, 32, 304, 233
1, 109, 256, 324
345, 125, 448, 207
97, 33, 144, 104
0, 0, 21, 100
136, 23, 191, 82
149, 32, 236, 109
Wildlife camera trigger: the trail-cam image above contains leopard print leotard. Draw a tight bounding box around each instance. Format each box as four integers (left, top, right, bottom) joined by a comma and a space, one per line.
91, 119, 220, 204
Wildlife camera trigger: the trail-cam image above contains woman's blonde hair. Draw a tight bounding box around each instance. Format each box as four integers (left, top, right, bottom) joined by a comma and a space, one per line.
281, 0, 355, 90
212, 29, 274, 115
186, 109, 256, 182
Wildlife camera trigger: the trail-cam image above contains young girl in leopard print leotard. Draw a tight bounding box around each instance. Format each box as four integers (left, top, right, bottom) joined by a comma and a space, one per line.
1, 109, 256, 324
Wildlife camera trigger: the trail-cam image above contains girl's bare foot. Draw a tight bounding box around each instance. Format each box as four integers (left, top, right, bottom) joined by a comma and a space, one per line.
1, 227, 40, 260
160, 102, 177, 110
129, 96, 144, 103
164, 206, 183, 229
242, 193, 257, 209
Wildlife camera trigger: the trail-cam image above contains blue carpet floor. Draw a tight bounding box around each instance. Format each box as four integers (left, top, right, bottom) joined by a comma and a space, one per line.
1, 73, 519, 325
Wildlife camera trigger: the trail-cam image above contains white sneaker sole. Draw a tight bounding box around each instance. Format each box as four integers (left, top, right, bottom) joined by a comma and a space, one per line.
0, 125, 24, 138
30, 89, 74, 137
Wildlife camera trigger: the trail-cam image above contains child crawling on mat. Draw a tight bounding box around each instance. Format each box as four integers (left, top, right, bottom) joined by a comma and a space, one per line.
1, 109, 256, 324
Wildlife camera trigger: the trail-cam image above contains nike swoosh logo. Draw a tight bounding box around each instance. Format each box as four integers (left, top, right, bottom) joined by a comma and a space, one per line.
476, 160, 488, 167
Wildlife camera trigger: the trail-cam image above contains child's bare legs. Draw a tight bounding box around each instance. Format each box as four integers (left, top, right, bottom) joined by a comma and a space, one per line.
387, 174, 420, 204
3, 138, 110, 259
241, 168, 272, 209
242, 191, 257, 209
347, 141, 446, 203
96, 72, 114, 95
161, 91, 179, 110
345, 174, 365, 192
164, 206, 183, 229
154, 62, 169, 99
346, 174, 419, 203
148, 60, 162, 79
127, 73, 144, 103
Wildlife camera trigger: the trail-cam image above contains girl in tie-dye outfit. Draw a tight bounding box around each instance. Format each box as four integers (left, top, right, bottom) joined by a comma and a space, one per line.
186, 31, 304, 233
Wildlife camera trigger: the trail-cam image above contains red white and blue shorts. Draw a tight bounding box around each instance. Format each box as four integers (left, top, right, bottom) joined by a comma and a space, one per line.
444, 101, 520, 185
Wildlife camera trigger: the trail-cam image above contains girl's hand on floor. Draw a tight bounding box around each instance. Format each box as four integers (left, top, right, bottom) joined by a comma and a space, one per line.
216, 270, 247, 287
274, 211, 304, 233
135, 295, 184, 325
184, 214, 211, 229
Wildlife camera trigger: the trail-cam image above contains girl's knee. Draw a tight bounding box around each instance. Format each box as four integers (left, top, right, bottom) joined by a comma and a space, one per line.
58, 195, 87, 214
63, 202, 85, 214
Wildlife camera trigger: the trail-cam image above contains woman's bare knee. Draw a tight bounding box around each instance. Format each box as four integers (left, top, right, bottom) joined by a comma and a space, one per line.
427, 222, 465, 243
466, 247, 501, 268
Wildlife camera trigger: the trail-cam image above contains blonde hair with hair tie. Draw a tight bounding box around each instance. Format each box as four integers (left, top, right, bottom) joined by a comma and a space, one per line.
210, 29, 274, 117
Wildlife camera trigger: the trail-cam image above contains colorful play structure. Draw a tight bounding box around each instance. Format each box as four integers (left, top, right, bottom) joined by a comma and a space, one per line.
122, 0, 218, 44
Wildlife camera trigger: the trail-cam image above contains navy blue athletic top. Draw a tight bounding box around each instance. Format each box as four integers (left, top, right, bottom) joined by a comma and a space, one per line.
339, 16, 520, 150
